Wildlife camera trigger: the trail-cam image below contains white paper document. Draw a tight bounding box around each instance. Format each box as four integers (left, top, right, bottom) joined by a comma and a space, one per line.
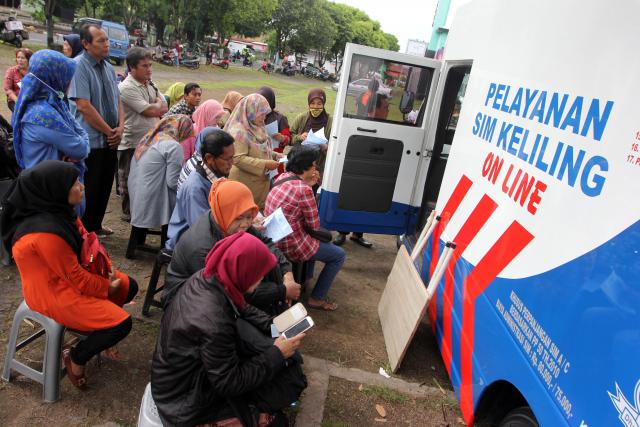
265, 120, 280, 149
262, 207, 293, 243
302, 127, 328, 147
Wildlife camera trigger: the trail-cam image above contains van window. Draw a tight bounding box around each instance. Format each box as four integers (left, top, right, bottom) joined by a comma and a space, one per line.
106, 27, 127, 41
342, 53, 433, 127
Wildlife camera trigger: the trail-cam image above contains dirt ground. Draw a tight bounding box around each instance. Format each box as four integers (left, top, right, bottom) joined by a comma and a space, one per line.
0, 45, 460, 425
322, 378, 462, 427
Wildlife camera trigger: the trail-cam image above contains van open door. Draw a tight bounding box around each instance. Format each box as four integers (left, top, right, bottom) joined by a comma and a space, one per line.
319, 43, 442, 236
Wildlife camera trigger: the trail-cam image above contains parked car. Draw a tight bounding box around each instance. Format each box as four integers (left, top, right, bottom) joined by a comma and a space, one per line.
345, 78, 393, 98
72, 18, 129, 65
0, 17, 28, 48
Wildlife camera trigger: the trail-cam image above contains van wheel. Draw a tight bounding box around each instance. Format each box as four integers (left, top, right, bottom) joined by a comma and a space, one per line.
115, 58, 122, 66
498, 407, 538, 427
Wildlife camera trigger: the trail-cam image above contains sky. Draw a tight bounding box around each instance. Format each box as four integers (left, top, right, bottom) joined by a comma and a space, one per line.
333, 0, 439, 52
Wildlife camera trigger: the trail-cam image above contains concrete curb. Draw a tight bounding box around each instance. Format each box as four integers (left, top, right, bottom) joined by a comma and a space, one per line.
298, 355, 456, 426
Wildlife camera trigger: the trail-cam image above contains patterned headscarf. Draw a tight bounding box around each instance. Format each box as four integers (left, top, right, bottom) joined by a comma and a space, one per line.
134, 114, 194, 160
11, 49, 86, 169
223, 93, 271, 148
192, 99, 225, 134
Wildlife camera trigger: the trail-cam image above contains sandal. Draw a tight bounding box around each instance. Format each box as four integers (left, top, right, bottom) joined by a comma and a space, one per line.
307, 299, 338, 311
103, 346, 127, 362
62, 348, 87, 390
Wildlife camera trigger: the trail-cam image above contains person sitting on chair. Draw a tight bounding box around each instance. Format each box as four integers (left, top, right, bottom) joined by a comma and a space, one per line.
152, 232, 307, 427
2, 161, 138, 390
164, 179, 300, 315
165, 128, 235, 251
264, 146, 345, 311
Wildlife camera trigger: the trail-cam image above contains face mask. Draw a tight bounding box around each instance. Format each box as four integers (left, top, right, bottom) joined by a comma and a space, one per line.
28, 72, 65, 100
309, 108, 323, 118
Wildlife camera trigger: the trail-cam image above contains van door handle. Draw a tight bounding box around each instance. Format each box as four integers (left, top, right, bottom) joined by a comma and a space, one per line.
356, 127, 377, 133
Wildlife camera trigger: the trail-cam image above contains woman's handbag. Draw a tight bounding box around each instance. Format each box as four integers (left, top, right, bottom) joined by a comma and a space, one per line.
80, 230, 112, 278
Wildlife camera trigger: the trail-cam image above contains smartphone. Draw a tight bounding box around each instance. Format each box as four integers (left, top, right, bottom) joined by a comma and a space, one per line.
282, 316, 314, 340
274, 302, 307, 333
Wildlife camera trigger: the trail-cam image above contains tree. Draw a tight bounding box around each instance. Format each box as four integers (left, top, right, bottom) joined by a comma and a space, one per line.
288, 0, 336, 64
25, 0, 81, 48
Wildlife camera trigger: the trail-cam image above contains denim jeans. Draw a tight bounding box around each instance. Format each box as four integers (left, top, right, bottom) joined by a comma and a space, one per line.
307, 241, 346, 300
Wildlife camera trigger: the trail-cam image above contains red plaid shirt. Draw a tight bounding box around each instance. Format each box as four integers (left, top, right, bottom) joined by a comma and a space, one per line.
264, 172, 320, 262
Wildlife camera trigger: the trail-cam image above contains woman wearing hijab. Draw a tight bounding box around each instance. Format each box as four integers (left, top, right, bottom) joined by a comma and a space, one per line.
2, 161, 138, 390
62, 34, 83, 58
290, 88, 332, 172
218, 90, 243, 128
11, 50, 89, 172
4, 47, 33, 111
152, 232, 307, 427
128, 115, 193, 235
164, 178, 299, 313
257, 86, 291, 176
226, 93, 281, 209
180, 99, 225, 161
163, 82, 185, 108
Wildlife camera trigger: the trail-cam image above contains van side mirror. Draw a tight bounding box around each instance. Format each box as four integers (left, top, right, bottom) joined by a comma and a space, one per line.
399, 91, 415, 114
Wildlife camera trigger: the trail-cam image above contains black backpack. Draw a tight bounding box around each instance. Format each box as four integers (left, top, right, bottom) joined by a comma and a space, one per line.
0, 114, 18, 179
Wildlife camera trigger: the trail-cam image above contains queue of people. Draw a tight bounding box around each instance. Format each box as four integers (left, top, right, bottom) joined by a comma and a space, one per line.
0, 26, 375, 426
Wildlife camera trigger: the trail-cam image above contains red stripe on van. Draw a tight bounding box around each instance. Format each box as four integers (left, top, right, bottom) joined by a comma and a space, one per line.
441, 194, 497, 375
459, 221, 534, 425
428, 175, 473, 328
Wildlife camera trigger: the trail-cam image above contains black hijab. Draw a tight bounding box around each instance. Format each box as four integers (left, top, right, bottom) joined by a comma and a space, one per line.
1, 160, 82, 256
303, 88, 329, 132
257, 86, 289, 130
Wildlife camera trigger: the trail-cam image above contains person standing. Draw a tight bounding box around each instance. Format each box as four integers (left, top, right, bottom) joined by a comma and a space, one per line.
69, 24, 124, 237
164, 82, 201, 119
226, 93, 281, 209
117, 47, 167, 222
62, 34, 83, 58
3, 48, 33, 112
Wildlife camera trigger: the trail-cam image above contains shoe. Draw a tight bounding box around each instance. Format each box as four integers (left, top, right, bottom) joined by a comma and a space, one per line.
350, 235, 373, 248
333, 234, 346, 246
96, 227, 114, 238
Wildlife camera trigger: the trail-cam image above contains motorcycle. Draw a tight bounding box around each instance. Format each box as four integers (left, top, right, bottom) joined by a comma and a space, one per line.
259, 61, 274, 74
0, 18, 29, 48
211, 56, 229, 69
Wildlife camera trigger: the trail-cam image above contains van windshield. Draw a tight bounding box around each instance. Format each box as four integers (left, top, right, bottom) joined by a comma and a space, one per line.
107, 27, 127, 41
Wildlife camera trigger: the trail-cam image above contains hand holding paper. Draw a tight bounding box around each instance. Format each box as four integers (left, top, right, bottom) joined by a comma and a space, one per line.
262, 207, 294, 242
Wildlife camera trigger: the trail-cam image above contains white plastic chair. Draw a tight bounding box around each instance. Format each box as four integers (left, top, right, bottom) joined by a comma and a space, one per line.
137, 383, 164, 427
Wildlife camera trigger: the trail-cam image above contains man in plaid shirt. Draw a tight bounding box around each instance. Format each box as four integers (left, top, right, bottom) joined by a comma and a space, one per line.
265, 146, 345, 311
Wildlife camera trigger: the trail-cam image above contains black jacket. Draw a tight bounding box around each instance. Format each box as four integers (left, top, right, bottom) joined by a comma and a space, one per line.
163, 210, 292, 311
151, 271, 286, 427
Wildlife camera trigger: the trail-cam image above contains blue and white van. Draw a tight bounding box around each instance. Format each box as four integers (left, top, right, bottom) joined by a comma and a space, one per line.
320, 0, 639, 426
72, 18, 129, 65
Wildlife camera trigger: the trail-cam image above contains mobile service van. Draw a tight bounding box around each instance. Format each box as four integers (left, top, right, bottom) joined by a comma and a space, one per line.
319, 0, 639, 426
72, 18, 129, 65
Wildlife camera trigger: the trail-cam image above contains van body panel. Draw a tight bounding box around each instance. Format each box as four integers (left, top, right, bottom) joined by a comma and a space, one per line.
321, 0, 640, 426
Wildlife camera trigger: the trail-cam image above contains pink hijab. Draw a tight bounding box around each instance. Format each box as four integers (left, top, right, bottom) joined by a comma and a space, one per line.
192, 99, 225, 134
203, 232, 276, 310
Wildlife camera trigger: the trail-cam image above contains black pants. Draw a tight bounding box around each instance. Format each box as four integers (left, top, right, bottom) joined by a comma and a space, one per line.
82, 147, 117, 232
71, 278, 138, 365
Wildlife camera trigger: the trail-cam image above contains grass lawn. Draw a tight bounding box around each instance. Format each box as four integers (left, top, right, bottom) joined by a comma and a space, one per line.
0, 42, 338, 123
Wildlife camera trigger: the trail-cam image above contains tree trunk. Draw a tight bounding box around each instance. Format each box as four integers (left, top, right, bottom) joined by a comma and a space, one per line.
45, 0, 57, 49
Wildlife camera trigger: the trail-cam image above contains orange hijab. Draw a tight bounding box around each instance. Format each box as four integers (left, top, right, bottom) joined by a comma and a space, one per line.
208, 178, 258, 233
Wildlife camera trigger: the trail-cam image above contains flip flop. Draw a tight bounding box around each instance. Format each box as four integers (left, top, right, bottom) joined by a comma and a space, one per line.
307, 300, 338, 311
103, 347, 127, 362
62, 348, 87, 390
